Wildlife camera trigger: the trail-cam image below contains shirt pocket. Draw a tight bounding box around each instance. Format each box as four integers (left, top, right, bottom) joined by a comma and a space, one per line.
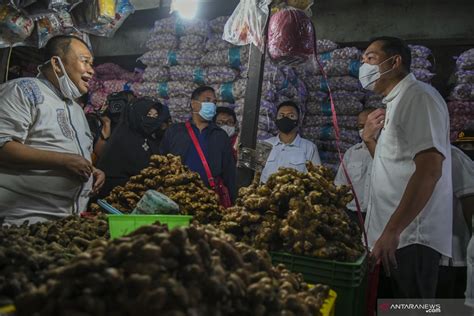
347, 161, 365, 182
288, 150, 307, 171
378, 129, 400, 159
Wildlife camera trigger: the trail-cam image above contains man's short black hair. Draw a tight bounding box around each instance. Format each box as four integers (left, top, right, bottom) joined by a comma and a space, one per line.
368, 36, 411, 72
277, 100, 300, 117
215, 106, 237, 124
42, 35, 91, 62
191, 86, 215, 100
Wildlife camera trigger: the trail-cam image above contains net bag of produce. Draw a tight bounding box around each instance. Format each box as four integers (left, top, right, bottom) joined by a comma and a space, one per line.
267, 7, 315, 65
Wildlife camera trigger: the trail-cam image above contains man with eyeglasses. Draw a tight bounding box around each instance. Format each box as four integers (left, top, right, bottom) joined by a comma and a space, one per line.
260, 101, 321, 183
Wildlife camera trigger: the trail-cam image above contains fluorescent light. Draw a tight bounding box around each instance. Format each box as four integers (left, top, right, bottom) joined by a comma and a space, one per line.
171, 0, 198, 19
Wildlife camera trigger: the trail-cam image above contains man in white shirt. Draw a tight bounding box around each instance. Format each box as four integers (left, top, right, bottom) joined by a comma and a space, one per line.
334, 108, 375, 223
261, 101, 321, 183
0, 35, 105, 225
361, 36, 452, 298
437, 145, 474, 298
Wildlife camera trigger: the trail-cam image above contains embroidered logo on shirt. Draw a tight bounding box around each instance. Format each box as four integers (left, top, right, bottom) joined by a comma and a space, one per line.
56, 109, 74, 140
17, 79, 44, 106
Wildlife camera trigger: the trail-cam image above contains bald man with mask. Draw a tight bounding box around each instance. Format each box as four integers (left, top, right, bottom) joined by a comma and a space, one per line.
0, 35, 105, 225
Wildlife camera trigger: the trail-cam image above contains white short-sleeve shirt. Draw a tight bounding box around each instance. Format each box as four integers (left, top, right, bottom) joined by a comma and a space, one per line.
440, 146, 474, 267
365, 73, 453, 257
260, 134, 321, 183
334, 142, 373, 212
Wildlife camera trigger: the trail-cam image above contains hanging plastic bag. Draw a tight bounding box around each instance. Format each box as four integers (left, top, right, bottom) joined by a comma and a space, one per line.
36, 11, 75, 48
0, 5, 34, 46
267, 7, 315, 65
83, 0, 134, 38
223, 0, 272, 53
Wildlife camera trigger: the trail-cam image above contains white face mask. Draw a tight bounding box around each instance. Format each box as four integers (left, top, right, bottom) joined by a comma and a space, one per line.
358, 56, 395, 91
220, 125, 236, 137
359, 128, 364, 140
53, 57, 83, 100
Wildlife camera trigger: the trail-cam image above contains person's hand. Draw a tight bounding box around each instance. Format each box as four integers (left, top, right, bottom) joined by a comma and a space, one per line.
61, 153, 93, 182
91, 168, 105, 195
370, 227, 400, 276
363, 108, 385, 143
99, 115, 111, 126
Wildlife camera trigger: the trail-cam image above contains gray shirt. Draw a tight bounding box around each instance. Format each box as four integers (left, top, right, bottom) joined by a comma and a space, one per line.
261, 134, 321, 183
0, 77, 93, 225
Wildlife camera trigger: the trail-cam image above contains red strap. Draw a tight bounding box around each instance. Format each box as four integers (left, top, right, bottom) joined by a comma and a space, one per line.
310, 22, 369, 250
185, 121, 216, 188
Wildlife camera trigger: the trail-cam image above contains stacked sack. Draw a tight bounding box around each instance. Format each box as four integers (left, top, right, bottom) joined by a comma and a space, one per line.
295, 41, 364, 172
365, 44, 435, 109
85, 63, 143, 113
134, 15, 256, 124
448, 48, 474, 140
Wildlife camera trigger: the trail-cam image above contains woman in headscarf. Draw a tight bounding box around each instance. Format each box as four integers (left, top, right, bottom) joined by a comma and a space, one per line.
97, 97, 171, 198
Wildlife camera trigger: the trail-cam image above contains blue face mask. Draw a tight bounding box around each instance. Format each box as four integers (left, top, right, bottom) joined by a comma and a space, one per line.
197, 102, 216, 121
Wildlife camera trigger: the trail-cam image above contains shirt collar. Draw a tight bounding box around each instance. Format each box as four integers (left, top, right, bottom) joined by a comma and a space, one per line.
274, 134, 302, 147
382, 73, 416, 104
37, 73, 67, 101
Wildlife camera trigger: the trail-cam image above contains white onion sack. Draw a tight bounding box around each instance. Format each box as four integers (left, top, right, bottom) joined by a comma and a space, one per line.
318, 47, 361, 61
241, 62, 286, 89
305, 76, 362, 92
315, 140, 354, 153
142, 66, 170, 82
103, 80, 129, 94
209, 16, 229, 34
236, 114, 276, 133
450, 84, 474, 101
448, 101, 474, 116
234, 99, 276, 119
167, 66, 238, 84
152, 16, 209, 37
411, 57, 432, 70
303, 115, 358, 129
316, 39, 338, 54
138, 50, 202, 67
179, 34, 206, 51
213, 79, 276, 103
409, 45, 432, 59
306, 98, 363, 116
145, 34, 178, 50
205, 36, 234, 52
456, 49, 474, 70
455, 70, 474, 84
202, 46, 250, 69
412, 68, 435, 83
132, 81, 198, 99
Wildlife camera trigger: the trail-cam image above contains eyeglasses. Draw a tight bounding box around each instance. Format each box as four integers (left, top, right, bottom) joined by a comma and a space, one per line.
277, 113, 298, 120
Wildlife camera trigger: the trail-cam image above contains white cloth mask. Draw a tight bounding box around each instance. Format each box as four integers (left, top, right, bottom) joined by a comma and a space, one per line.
220, 125, 236, 137
53, 57, 83, 100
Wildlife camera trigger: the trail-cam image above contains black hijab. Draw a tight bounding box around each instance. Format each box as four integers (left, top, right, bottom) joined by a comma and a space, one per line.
97, 98, 171, 198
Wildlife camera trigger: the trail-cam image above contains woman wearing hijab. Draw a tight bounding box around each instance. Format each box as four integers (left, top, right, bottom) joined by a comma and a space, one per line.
97, 98, 171, 198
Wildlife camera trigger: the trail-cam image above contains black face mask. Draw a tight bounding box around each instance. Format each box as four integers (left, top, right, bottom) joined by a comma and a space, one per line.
276, 117, 298, 134
142, 117, 161, 136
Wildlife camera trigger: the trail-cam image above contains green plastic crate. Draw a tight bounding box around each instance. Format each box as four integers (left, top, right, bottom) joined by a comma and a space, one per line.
270, 252, 368, 316
107, 215, 193, 239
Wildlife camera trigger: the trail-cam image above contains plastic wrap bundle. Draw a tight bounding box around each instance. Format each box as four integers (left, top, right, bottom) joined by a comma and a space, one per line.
152, 15, 208, 37
240, 62, 286, 89
317, 39, 338, 54
169, 66, 238, 85
138, 50, 202, 67
267, 7, 315, 65
212, 79, 276, 103
132, 81, 198, 99
201, 46, 250, 69
0, 5, 34, 46
234, 99, 277, 119
142, 66, 170, 82
408, 45, 435, 83
236, 113, 277, 135
145, 33, 178, 50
